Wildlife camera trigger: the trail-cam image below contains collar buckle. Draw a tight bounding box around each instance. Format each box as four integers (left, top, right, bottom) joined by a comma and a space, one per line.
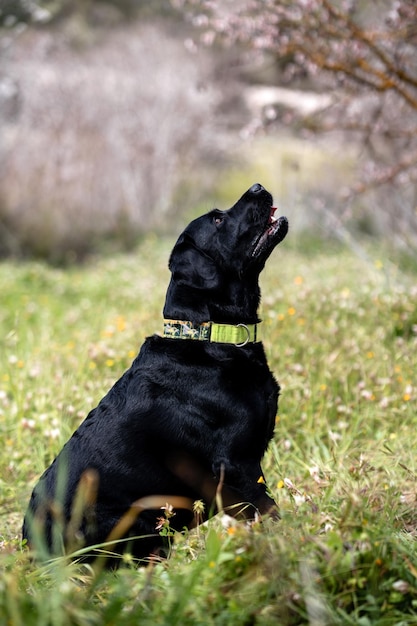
235, 323, 251, 347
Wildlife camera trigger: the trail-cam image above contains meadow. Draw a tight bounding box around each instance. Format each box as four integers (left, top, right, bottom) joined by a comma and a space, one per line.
1, 234, 417, 625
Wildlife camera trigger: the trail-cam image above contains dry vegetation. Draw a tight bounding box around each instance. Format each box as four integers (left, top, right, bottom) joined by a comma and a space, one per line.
0, 20, 225, 261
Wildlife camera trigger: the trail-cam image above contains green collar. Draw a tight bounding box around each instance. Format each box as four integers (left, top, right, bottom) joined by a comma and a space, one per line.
163, 319, 261, 347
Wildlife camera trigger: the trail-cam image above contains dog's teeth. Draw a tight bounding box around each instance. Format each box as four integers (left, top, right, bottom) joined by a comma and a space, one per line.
269, 206, 278, 224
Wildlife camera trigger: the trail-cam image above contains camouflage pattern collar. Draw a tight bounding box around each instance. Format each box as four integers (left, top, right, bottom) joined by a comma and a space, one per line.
163, 319, 261, 347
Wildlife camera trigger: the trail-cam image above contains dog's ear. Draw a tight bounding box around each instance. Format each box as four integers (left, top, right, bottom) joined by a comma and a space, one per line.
169, 235, 220, 291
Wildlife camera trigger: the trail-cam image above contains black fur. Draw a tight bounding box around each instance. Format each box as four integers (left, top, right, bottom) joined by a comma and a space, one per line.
22, 183, 288, 563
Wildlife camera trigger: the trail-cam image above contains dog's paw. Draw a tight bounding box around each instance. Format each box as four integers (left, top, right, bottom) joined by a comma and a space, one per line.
266, 504, 281, 521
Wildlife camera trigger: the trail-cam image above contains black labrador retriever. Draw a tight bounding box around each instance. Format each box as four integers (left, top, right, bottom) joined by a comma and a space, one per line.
23, 183, 288, 563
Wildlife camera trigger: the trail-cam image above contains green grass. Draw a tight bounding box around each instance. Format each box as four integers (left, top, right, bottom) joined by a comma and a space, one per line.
1, 235, 417, 625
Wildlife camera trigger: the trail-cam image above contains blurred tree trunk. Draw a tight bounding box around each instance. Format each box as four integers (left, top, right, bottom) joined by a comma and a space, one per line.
176, 0, 417, 248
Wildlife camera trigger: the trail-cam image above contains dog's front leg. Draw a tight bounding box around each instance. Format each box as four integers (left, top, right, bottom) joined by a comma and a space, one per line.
212, 458, 280, 521
165, 450, 279, 521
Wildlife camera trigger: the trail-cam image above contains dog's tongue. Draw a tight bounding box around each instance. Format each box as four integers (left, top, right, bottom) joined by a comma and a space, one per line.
252, 210, 288, 258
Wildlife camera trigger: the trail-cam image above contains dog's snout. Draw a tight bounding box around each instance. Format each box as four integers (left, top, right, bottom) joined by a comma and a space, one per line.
249, 183, 264, 194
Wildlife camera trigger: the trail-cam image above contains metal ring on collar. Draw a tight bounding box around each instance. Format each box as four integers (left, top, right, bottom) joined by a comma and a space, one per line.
235, 323, 251, 347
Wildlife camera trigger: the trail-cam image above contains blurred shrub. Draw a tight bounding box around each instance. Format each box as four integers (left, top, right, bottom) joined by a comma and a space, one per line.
0, 21, 222, 262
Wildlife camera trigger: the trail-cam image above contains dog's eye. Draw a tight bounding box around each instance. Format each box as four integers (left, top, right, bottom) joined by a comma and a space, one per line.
213, 214, 224, 226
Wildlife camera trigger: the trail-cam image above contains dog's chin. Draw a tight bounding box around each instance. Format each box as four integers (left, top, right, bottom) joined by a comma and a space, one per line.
252, 215, 288, 261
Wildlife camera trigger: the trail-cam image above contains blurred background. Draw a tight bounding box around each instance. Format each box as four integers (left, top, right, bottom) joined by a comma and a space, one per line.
0, 0, 416, 265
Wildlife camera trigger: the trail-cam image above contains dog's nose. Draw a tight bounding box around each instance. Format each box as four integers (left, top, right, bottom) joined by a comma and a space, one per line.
249, 183, 264, 193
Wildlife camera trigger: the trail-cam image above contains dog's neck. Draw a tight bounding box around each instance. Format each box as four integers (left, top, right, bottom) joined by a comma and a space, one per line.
163, 276, 261, 326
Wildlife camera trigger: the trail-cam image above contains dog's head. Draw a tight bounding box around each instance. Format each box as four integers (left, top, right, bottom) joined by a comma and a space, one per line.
164, 184, 288, 323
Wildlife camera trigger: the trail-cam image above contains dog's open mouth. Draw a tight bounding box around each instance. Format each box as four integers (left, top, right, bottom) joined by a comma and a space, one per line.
252, 207, 289, 258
